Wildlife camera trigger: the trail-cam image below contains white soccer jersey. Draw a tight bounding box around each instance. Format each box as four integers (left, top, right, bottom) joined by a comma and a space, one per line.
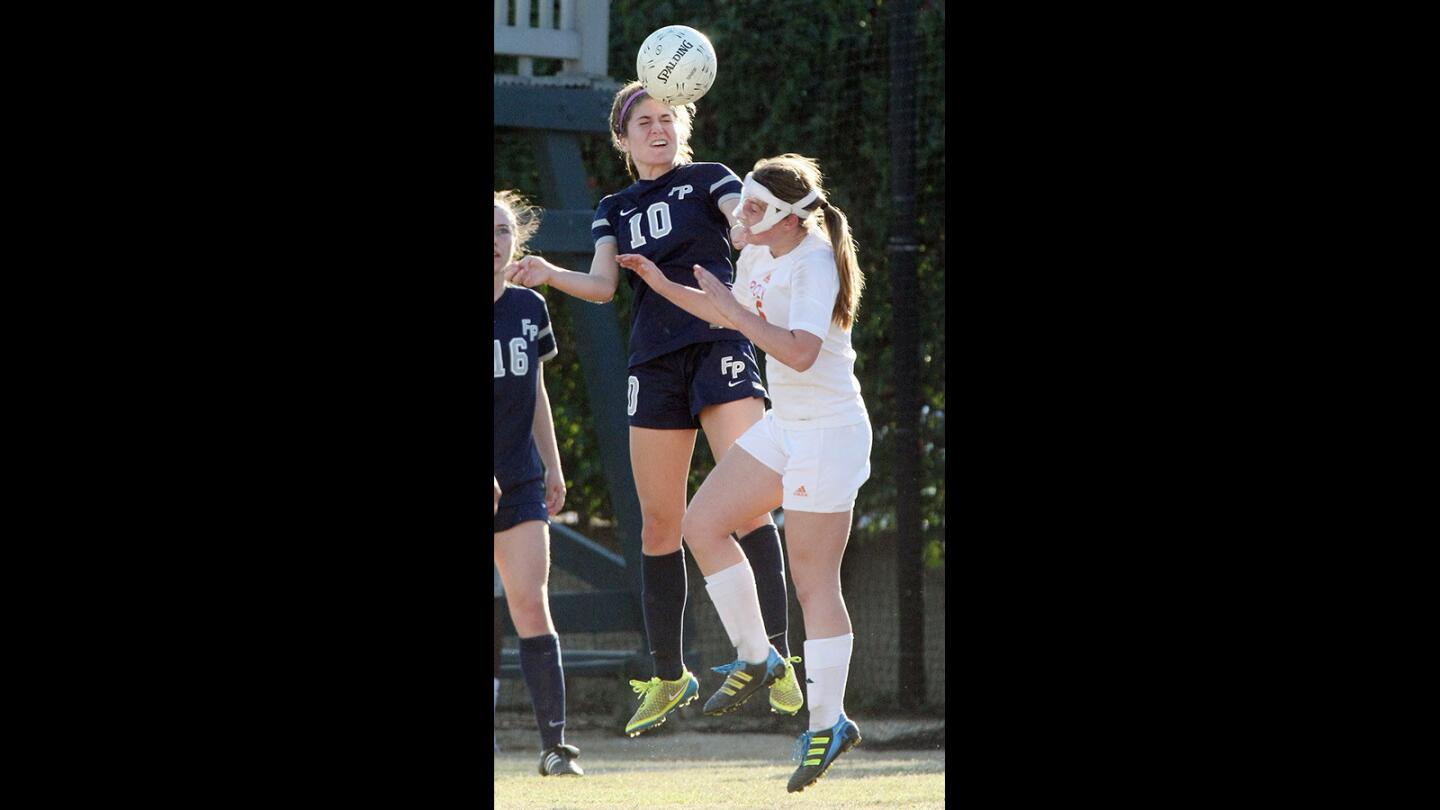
732, 233, 867, 430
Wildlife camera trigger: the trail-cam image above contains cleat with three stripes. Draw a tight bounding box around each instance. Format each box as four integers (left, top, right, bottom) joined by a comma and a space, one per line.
786, 713, 861, 792
702, 647, 786, 716
538, 743, 584, 776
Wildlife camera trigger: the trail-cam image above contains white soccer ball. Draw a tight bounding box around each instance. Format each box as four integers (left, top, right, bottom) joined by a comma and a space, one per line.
636, 25, 717, 106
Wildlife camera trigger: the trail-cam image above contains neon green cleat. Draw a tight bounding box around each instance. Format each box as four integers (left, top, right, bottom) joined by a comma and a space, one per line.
768, 656, 804, 715
625, 671, 700, 737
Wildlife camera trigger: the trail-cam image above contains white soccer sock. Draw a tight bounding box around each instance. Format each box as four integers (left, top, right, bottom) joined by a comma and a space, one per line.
804, 634, 854, 732
704, 560, 772, 664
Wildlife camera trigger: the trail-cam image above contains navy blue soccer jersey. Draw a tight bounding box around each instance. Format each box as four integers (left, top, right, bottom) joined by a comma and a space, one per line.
493, 285, 558, 495
592, 162, 748, 366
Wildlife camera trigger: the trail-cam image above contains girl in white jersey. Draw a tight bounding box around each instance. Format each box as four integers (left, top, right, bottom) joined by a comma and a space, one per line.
622, 154, 869, 793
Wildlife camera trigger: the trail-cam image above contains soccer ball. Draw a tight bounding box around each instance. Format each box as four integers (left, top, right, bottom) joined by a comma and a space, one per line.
636, 25, 717, 106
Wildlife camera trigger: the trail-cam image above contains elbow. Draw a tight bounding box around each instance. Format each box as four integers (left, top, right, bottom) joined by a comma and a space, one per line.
787, 333, 823, 373
594, 280, 618, 305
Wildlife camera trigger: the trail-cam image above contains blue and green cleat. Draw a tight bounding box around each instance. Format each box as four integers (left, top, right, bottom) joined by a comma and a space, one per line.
625, 670, 700, 737
787, 712, 861, 793
702, 647, 786, 716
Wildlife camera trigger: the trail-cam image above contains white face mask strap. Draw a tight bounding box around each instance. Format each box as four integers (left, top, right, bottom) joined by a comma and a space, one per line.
740, 173, 820, 234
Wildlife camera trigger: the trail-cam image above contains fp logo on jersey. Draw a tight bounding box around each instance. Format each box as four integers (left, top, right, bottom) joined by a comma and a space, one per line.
520, 318, 539, 341
668, 184, 694, 200
721, 355, 745, 380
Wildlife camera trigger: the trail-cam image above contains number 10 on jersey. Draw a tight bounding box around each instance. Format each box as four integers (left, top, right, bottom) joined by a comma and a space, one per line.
627, 202, 672, 248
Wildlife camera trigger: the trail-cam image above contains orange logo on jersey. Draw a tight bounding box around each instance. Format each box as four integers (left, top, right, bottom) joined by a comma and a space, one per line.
749, 272, 773, 322
793, 485, 808, 497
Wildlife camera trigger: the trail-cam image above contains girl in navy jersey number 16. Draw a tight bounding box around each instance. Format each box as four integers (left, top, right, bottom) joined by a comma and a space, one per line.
504, 82, 799, 737
494, 190, 582, 777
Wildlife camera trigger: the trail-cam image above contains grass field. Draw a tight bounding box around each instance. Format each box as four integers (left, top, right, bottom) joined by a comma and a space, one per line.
494, 728, 945, 808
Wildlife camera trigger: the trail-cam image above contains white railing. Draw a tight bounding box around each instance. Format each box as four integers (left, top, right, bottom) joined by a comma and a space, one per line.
494, 0, 609, 79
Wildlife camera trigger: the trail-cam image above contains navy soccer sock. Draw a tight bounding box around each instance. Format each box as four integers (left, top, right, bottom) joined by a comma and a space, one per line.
736, 525, 790, 659
518, 633, 566, 749
642, 548, 688, 681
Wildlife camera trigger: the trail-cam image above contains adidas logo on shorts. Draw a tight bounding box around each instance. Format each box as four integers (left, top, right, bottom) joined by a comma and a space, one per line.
793, 485, 808, 497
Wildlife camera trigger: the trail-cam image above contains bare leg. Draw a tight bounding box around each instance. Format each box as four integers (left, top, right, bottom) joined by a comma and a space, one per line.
783, 510, 854, 638
680, 445, 783, 575
629, 427, 697, 555
698, 398, 773, 536
493, 520, 555, 637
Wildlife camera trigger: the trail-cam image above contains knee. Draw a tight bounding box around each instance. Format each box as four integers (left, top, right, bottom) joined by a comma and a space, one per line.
794, 582, 839, 615
640, 514, 683, 554
507, 590, 550, 632
793, 581, 817, 611
679, 507, 725, 549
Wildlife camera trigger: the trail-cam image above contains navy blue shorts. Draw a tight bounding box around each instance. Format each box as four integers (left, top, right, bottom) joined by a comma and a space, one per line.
494, 478, 548, 533
627, 340, 768, 429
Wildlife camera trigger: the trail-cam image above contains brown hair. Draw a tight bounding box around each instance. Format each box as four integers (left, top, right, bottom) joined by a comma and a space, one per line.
494, 189, 541, 262
608, 80, 696, 181
750, 154, 865, 330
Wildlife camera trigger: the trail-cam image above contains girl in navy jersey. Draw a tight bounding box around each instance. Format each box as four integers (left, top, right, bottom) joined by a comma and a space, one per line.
623, 154, 870, 793
504, 82, 799, 737
494, 190, 582, 777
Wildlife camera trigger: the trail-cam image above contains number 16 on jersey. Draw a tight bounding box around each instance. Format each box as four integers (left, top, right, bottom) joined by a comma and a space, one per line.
494, 338, 528, 377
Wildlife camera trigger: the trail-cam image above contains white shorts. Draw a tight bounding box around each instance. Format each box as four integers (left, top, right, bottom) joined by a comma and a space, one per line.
734, 411, 872, 513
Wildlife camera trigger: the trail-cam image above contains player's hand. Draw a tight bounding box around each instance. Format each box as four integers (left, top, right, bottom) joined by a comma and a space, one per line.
694, 265, 743, 327
494, 476, 502, 515
730, 222, 751, 250
504, 255, 556, 288
544, 467, 567, 516
614, 253, 664, 286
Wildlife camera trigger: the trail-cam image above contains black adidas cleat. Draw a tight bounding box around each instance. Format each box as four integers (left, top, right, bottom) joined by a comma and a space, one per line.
538, 743, 584, 776
787, 713, 861, 793
702, 647, 785, 716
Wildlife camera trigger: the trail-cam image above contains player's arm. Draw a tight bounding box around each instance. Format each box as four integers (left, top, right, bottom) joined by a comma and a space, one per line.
718, 197, 750, 250
613, 254, 737, 329
693, 267, 824, 372
504, 244, 620, 304
531, 367, 566, 515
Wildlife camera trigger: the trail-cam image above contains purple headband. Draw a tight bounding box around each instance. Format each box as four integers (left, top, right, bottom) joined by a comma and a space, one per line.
617, 87, 647, 131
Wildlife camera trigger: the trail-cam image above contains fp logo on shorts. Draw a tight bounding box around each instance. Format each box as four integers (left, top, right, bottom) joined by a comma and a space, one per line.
720, 355, 746, 387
